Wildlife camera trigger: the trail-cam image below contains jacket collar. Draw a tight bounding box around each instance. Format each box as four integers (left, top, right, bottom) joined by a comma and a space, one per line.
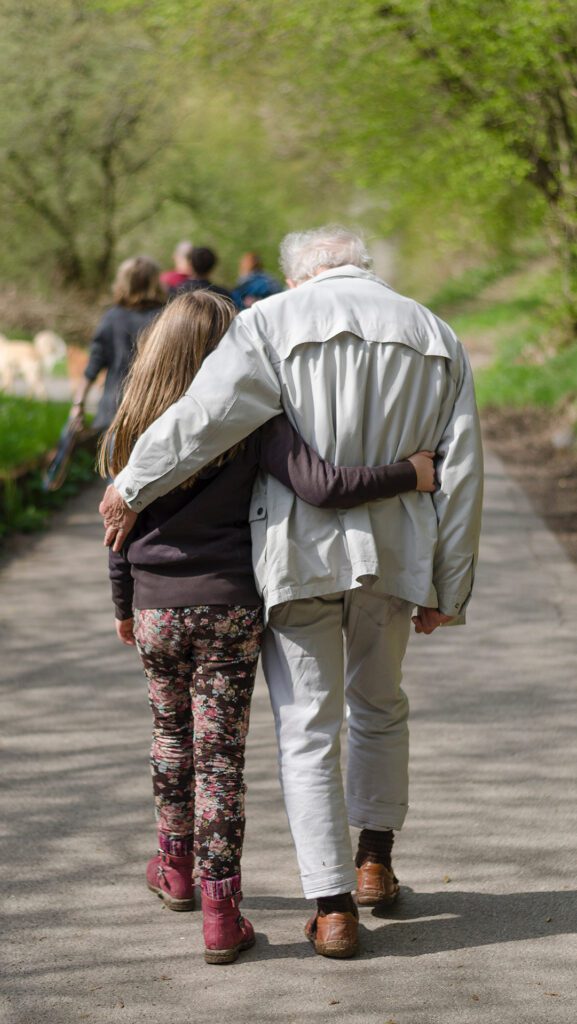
249, 263, 455, 362
304, 264, 392, 289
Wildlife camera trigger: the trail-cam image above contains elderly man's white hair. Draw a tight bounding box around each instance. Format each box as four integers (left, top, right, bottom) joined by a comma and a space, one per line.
279, 225, 372, 284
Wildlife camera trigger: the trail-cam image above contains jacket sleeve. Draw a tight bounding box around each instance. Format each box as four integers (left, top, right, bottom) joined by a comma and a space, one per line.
114, 316, 282, 510
258, 414, 417, 508
84, 314, 113, 381
432, 346, 484, 622
108, 548, 134, 621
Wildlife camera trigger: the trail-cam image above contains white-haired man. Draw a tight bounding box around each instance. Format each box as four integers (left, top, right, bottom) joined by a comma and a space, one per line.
100, 226, 483, 958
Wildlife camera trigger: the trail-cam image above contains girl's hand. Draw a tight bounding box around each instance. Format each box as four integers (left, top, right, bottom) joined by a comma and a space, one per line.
116, 617, 135, 646
407, 451, 436, 492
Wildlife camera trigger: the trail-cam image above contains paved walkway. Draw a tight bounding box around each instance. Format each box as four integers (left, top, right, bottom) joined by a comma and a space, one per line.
1, 447, 576, 1024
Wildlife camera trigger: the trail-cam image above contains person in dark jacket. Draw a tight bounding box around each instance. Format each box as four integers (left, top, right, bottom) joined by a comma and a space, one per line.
70, 256, 165, 431
98, 289, 436, 965
176, 246, 237, 305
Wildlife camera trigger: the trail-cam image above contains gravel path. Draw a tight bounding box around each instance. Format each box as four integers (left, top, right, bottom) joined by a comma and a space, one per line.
1, 447, 576, 1024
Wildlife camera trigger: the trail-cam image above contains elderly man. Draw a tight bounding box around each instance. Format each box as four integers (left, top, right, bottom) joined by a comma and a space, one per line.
100, 226, 483, 959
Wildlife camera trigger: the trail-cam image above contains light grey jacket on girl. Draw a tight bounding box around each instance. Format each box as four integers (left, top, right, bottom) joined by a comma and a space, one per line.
115, 265, 483, 619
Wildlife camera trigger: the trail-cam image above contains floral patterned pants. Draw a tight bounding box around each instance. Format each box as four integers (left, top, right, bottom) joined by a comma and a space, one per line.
134, 605, 263, 879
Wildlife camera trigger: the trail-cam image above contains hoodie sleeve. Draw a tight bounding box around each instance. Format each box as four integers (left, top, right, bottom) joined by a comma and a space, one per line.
257, 414, 417, 508
108, 547, 134, 621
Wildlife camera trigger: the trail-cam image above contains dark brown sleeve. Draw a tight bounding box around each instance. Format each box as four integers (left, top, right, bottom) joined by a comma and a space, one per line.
257, 414, 417, 509
108, 548, 134, 620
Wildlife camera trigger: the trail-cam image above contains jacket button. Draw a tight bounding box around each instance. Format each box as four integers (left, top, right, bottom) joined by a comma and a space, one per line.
257, 507, 264, 516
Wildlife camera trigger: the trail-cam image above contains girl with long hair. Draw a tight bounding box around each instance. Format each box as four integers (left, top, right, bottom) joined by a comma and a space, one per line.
100, 290, 435, 965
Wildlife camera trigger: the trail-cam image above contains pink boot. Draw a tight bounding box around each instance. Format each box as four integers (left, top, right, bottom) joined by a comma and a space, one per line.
146, 850, 195, 912
201, 876, 255, 964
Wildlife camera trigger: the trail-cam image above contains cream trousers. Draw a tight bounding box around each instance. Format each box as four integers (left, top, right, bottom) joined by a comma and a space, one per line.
262, 588, 413, 899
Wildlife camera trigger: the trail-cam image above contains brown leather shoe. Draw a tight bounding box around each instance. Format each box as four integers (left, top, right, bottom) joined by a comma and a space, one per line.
356, 860, 400, 907
305, 906, 359, 958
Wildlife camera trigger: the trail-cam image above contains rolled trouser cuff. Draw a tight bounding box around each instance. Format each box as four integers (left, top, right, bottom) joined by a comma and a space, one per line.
348, 799, 408, 833
301, 865, 358, 900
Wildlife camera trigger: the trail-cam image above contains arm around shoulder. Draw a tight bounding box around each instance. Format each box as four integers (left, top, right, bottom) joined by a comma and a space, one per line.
115, 316, 283, 511
258, 414, 418, 508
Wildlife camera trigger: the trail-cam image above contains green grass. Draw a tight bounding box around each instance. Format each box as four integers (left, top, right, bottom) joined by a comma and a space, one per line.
450, 295, 542, 335
475, 343, 577, 409
0, 394, 97, 539
0, 448, 96, 538
427, 258, 518, 310
51, 357, 70, 378
0, 326, 34, 341
0, 394, 69, 474
433, 258, 577, 413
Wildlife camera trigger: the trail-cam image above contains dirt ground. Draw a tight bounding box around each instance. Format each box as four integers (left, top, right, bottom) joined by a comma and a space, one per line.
482, 406, 577, 565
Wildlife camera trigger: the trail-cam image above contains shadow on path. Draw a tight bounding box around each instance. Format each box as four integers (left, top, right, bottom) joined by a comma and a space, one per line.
241, 889, 577, 961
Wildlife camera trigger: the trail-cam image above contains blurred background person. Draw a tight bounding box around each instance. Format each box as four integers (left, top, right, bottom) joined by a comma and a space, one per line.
178, 246, 237, 304
160, 240, 194, 296
232, 252, 284, 308
70, 256, 166, 433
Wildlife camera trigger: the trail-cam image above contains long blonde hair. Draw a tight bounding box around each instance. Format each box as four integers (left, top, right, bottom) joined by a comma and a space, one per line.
99, 290, 240, 483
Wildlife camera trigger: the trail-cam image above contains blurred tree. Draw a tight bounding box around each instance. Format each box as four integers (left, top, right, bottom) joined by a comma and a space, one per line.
372, 0, 577, 321
0, 0, 179, 289
0, 0, 347, 295
120, 0, 577, 314
8, 0, 577, 320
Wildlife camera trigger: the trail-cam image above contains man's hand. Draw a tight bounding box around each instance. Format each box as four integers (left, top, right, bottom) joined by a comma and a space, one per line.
99, 484, 138, 552
412, 607, 455, 634
115, 617, 136, 646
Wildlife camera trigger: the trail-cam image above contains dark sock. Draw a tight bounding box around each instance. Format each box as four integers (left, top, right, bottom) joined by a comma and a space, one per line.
317, 892, 356, 916
355, 828, 394, 868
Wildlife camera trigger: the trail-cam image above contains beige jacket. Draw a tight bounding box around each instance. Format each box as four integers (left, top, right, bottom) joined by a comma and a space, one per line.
115, 266, 483, 619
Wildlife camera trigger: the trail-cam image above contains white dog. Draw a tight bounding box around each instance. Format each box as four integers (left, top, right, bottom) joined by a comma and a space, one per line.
0, 330, 67, 399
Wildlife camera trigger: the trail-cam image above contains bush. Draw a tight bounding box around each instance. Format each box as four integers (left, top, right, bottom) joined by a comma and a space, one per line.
0, 394, 97, 539
0, 394, 70, 473
475, 344, 577, 409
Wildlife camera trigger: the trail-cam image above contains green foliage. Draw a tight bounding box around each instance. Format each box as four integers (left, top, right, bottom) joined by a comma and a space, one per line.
0, 449, 96, 538
436, 257, 577, 409
452, 297, 544, 335
475, 345, 577, 409
0, 395, 69, 473
0, 394, 97, 538
125, 0, 577, 312
0, 0, 183, 289
0, 0, 353, 291
428, 260, 520, 311
0, 479, 49, 535
5, 0, 577, 336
